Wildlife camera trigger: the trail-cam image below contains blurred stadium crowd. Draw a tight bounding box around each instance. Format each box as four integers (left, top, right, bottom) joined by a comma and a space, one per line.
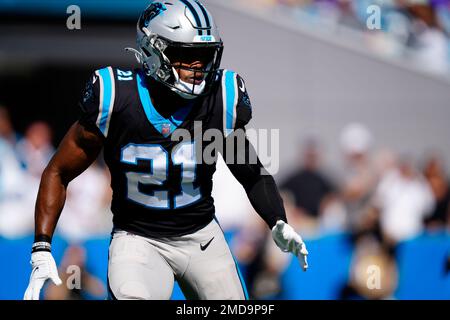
0, 104, 448, 299
239, 0, 450, 76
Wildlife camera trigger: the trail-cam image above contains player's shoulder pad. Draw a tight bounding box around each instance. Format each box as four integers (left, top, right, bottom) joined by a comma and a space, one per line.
80, 66, 135, 138
88, 66, 137, 92
220, 69, 252, 137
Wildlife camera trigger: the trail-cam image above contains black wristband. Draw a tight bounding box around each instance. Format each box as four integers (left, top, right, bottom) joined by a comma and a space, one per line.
31, 242, 52, 253
34, 234, 52, 244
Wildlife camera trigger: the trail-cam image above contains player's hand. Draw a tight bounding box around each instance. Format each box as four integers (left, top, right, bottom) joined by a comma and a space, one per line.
272, 220, 309, 271
24, 251, 62, 300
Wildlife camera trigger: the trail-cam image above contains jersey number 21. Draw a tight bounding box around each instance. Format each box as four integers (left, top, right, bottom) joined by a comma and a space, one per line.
120, 141, 201, 209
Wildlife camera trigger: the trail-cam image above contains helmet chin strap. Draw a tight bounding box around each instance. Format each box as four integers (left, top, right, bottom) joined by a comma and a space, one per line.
172, 68, 206, 99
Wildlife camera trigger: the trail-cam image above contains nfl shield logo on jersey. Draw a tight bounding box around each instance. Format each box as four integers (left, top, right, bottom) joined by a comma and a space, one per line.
161, 123, 171, 137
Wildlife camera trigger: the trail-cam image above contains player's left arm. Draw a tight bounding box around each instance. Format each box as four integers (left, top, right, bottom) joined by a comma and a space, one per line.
222, 74, 308, 271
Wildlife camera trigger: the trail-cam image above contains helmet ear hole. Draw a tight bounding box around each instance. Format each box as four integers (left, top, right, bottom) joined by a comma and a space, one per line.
154, 39, 166, 51
157, 69, 168, 80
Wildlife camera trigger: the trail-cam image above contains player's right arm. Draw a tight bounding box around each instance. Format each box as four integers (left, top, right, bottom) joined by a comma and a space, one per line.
35, 122, 104, 242
24, 122, 104, 300
24, 70, 107, 300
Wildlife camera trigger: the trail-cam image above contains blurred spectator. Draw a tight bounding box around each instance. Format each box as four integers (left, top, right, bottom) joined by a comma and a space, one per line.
242, 0, 450, 75
340, 234, 398, 300
16, 121, 54, 178
407, 2, 450, 74
422, 153, 450, 228
373, 155, 435, 244
280, 138, 341, 233
0, 137, 35, 238
0, 105, 20, 146
45, 245, 106, 300
339, 123, 378, 232
365, 1, 413, 57
336, 0, 365, 29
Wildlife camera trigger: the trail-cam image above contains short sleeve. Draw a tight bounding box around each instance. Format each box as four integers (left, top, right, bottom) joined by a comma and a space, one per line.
234, 73, 252, 129
221, 70, 252, 136
78, 66, 116, 138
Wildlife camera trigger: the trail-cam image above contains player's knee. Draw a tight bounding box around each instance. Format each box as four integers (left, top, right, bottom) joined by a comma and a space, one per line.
117, 281, 151, 300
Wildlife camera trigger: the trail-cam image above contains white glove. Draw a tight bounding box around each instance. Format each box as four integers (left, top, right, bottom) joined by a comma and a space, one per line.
24, 251, 62, 300
272, 220, 309, 271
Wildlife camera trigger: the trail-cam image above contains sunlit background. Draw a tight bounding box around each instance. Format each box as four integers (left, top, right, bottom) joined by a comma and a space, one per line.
0, 0, 449, 300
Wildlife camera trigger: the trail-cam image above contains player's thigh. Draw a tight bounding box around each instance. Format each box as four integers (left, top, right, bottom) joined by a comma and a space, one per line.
108, 232, 174, 300
178, 223, 247, 300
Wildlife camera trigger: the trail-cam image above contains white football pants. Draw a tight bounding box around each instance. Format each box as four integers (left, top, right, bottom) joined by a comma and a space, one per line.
107, 219, 248, 300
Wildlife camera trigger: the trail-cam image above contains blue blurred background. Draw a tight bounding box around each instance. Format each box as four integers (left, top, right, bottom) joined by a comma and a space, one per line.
0, 0, 449, 300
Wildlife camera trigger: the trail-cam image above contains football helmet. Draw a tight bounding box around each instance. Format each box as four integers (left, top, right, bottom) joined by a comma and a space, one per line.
129, 0, 224, 99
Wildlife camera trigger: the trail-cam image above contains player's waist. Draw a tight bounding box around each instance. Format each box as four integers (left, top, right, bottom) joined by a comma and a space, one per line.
110, 200, 216, 238
112, 213, 215, 238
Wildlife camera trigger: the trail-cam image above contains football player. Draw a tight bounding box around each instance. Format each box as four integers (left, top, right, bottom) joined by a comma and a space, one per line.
24, 0, 308, 300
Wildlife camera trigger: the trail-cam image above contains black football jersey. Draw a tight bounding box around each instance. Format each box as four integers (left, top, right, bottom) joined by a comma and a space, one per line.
79, 67, 252, 238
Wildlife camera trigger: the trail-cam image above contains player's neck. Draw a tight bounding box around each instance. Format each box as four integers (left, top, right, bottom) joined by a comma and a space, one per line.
148, 78, 195, 117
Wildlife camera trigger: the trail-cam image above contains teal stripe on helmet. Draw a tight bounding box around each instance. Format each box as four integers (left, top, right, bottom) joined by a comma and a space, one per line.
194, 0, 211, 35
179, 0, 203, 36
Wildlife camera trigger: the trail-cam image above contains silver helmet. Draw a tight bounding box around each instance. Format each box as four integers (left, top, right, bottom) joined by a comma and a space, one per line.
132, 0, 224, 99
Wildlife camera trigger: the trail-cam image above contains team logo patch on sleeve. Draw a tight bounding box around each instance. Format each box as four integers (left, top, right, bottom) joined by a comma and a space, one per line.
238, 77, 251, 108
242, 93, 251, 108
242, 93, 252, 108
82, 75, 96, 103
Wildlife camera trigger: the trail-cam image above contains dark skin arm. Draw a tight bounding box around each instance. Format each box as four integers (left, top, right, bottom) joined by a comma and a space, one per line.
34, 122, 104, 239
